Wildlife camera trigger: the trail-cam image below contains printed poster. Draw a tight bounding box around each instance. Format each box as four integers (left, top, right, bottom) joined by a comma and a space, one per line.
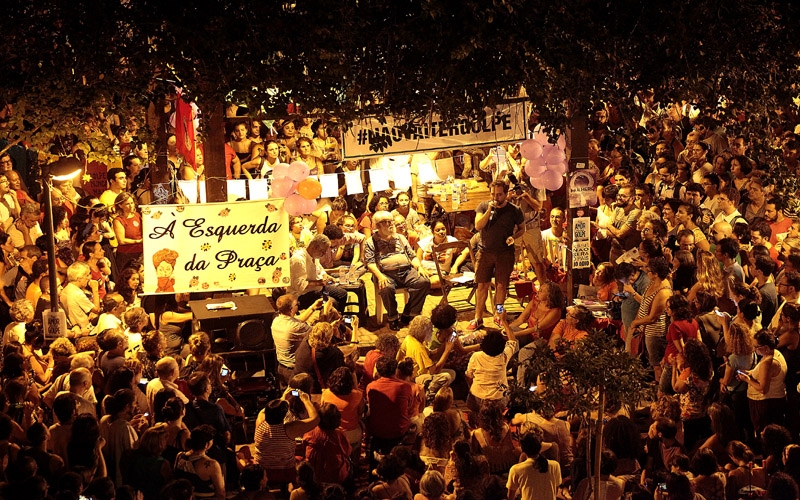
142, 199, 290, 293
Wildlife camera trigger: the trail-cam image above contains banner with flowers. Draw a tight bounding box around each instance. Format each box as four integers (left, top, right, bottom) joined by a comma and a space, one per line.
141, 199, 290, 294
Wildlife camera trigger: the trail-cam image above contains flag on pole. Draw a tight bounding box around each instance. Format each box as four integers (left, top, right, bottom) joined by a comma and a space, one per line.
175, 93, 196, 169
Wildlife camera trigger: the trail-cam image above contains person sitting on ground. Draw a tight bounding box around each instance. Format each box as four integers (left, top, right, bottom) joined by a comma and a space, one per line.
397, 316, 456, 404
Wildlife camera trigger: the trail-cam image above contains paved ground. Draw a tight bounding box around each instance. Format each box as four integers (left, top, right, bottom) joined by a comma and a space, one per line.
350, 275, 527, 347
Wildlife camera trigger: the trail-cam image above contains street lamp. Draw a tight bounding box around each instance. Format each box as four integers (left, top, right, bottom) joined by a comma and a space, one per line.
41, 157, 82, 339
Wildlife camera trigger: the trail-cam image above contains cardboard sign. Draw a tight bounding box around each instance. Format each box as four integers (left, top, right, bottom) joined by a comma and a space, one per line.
142, 199, 290, 293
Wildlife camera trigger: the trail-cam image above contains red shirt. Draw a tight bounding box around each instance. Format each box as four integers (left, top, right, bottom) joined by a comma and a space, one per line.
664, 319, 700, 362
366, 376, 412, 440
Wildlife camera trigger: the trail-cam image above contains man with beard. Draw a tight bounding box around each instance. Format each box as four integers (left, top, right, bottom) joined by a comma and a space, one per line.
770, 271, 800, 330
766, 197, 792, 246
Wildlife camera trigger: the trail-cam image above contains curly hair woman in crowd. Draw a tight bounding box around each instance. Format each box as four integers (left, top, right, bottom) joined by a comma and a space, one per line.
671, 338, 713, 452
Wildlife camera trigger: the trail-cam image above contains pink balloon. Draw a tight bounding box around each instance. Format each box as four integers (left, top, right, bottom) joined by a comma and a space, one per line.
273, 162, 290, 179
271, 176, 296, 198
549, 161, 568, 176
525, 162, 547, 178
529, 172, 547, 189
520, 140, 544, 161
288, 161, 310, 181
542, 170, 564, 191
557, 135, 566, 150
529, 154, 547, 168
544, 147, 566, 165
284, 194, 307, 216
303, 197, 318, 214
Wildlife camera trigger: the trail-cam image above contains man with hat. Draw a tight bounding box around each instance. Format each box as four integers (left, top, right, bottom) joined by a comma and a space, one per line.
364, 210, 431, 331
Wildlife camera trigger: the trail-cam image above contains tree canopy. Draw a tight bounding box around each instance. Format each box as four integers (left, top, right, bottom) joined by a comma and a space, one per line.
2, 0, 799, 150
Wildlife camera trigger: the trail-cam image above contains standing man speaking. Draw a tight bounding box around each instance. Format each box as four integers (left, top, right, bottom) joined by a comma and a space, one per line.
468, 180, 524, 331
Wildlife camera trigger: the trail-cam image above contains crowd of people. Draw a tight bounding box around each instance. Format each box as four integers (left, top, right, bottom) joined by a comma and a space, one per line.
2, 99, 800, 500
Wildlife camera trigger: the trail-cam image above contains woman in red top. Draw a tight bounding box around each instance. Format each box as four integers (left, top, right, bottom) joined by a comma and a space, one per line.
113, 192, 143, 272
661, 294, 700, 397
592, 262, 619, 301
509, 281, 564, 345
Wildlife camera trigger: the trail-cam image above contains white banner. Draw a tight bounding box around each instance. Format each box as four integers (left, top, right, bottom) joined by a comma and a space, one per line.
142, 199, 290, 294
341, 101, 528, 159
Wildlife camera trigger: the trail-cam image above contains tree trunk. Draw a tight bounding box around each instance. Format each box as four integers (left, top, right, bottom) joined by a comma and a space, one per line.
593, 387, 605, 500
203, 102, 227, 203
568, 113, 590, 302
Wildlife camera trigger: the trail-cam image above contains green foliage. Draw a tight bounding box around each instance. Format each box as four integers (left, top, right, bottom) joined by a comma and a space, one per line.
512, 332, 654, 420
2, 0, 800, 154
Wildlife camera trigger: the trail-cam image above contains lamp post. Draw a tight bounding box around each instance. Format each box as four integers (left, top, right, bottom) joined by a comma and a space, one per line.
41, 158, 82, 339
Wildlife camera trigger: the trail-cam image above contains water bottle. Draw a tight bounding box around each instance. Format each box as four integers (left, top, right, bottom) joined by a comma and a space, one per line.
441, 183, 448, 202
451, 183, 460, 210
461, 182, 468, 202
338, 266, 346, 284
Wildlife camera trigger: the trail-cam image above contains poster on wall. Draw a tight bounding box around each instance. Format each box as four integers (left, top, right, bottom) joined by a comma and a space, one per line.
568, 170, 597, 208
342, 101, 528, 159
141, 199, 290, 294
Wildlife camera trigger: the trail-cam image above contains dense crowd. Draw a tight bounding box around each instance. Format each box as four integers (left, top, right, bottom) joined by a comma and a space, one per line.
2, 101, 800, 500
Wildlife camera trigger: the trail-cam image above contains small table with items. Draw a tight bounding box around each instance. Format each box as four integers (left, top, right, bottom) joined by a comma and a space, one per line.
422, 180, 491, 232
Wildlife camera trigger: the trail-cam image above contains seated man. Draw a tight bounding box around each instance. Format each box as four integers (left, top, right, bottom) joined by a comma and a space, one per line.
271, 293, 320, 386
397, 316, 455, 403
364, 211, 431, 331
288, 234, 348, 313
59, 261, 101, 338
366, 357, 412, 456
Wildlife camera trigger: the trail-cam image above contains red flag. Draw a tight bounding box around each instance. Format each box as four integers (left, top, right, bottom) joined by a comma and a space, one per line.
175, 96, 196, 169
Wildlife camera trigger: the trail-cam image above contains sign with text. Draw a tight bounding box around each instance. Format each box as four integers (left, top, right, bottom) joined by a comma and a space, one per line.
573, 241, 591, 269
142, 199, 290, 294
568, 170, 597, 208
573, 217, 590, 243
341, 101, 528, 159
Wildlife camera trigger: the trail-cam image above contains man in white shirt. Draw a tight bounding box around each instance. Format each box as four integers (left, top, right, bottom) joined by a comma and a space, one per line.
7, 203, 43, 250
146, 357, 188, 411
288, 234, 348, 313
713, 186, 747, 227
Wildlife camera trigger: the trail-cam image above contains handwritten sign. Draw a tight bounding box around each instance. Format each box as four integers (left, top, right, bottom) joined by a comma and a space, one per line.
573, 217, 590, 243
573, 240, 591, 270
142, 199, 290, 294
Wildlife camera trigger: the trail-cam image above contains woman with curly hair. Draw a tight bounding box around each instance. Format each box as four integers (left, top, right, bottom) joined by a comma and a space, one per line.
358, 194, 391, 238
136, 330, 166, 381
660, 295, 700, 396
417, 412, 454, 473
470, 399, 519, 475
113, 192, 143, 273
116, 267, 141, 308
687, 250, 725, 303
670, 338, 713, 452
739, 331, 786, 434
293, 322, 345, 393
320, 365, 365, 462
465, 325, 517, 414
592, 262, 619, 301
720, 321, 757, 442
198, 353, 244, 418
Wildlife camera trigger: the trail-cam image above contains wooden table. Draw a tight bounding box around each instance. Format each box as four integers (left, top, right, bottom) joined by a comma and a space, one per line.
427, 180, 491, 232
429, 180, 491, 213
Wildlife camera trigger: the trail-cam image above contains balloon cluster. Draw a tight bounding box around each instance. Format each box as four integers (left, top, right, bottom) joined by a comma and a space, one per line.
520, 132, 567, 191
270, 161, 322, 216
